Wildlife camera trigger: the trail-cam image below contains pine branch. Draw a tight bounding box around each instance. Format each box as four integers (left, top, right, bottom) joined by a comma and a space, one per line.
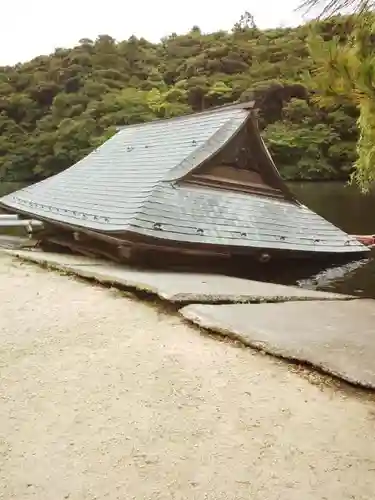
298, 0, 375, 17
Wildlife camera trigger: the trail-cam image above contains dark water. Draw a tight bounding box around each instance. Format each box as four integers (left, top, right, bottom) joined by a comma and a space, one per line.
289, 182, 375, 298
1, 180, 375, 298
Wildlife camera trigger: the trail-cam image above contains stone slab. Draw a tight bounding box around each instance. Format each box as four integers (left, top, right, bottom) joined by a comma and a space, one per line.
2, 249, 354, 304
0, 235, 36, 250
2, 249, 106, 267
181, 300, 375, 388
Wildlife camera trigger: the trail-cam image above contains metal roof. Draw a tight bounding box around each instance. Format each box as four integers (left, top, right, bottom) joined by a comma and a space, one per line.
0, 104, 367, 254
129, 184, 365, 253
1, 106, 247, 228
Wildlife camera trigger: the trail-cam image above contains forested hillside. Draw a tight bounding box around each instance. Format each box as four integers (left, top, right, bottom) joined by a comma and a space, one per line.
0, 14, 358, 183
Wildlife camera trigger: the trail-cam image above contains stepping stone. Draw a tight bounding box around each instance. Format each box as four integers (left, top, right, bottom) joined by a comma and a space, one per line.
181, 300, 375, 388
0, 235, 36, 249
2, 249, 106, 267
2, 249, 353, 304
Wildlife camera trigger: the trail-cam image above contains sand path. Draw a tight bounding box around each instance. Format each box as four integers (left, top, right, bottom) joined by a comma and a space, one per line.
1, 254, 374, 500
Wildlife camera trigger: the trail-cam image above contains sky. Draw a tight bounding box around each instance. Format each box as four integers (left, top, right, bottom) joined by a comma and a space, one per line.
0, 0, 315, 66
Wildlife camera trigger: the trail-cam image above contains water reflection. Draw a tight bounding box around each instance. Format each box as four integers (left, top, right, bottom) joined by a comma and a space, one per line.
297, 256, 372, 294
290, 182, 375, 235
289, 182, 375, 298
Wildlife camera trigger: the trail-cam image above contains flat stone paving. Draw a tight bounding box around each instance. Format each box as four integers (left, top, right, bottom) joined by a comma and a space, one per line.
181, 300, 375, 388
3, 249, 106, 266
3, 249, 353, 304
0, 235, 35, 249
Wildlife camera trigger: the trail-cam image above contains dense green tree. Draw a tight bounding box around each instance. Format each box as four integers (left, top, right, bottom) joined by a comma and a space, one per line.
300, 0, 375, 190
0, 17, 364, 183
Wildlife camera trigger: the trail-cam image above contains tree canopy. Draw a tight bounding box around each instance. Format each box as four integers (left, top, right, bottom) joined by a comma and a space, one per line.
301, 0, 375, 190
0, 15, 363, 184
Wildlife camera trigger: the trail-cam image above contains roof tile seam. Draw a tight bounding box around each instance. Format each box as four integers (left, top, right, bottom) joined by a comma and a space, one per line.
129, 217, 358, 242
126, 224, 365, 250
142, 191, 354, 232
152, 183, 299, 207
132, 203, 352, 228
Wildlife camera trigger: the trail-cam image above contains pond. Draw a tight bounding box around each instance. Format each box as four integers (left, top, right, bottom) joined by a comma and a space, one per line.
290, 182, 375, 298
1, 180, 375, 298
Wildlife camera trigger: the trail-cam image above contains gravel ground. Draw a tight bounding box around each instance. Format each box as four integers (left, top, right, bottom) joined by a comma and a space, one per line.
1, 253, 375, 500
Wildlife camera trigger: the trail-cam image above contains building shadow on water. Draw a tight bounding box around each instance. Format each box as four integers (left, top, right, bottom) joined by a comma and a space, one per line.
139, 250, 374, 298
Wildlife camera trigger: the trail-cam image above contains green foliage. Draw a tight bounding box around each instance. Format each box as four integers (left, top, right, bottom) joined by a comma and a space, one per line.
0, 18, 361, 183
306, 12, 375, 190
264, 99, 344, 179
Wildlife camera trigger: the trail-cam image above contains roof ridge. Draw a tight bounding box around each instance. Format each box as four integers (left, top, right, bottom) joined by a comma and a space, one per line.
116, 100, 256, 132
